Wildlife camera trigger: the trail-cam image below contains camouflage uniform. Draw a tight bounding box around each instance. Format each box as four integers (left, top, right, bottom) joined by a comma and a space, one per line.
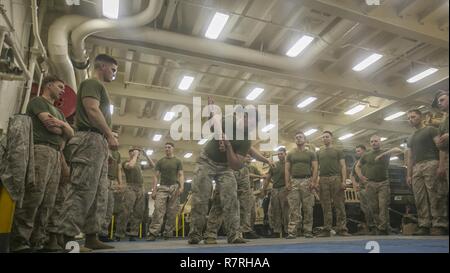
409, 126, 448, 230
319, 176, 347, 232
148, 184, 180, 237
412, 160, 448, 229
47, 176, 70, 236
287, 178, 314, 235
58, 131, 109, 237
205, 165, 252, 238
188, 152, 240, 243
366, 180, 390, 231
115, 185, 145, 238
269, 187, 289, 234
10, 145, 61, 250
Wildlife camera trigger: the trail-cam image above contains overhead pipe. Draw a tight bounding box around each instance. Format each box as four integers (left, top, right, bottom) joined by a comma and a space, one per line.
48, 15, 87, 91
70, 0, 164, 82
30, 0, 47, 60
96, 19, 355, 72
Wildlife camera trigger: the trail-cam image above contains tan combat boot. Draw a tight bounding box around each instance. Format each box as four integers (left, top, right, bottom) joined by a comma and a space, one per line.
84, 233, 115, 250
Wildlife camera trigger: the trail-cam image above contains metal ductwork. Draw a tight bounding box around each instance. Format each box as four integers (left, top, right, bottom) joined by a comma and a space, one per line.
47, 0, 164, 91
95, 19, 355, 72
70, 0, 164, 83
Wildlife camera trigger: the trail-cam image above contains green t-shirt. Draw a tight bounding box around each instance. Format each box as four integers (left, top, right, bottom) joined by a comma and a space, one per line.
122, 161, 143, 185
439, 115, 448, 151
75, 79, 112, 130
108, 150, 121, 180
204, 119, 252, 163
287, 148, 317, 178
359, 149, 390, 182
317, 147, 344, 176
407, 126, 440, 163
269, 161, 285, 188
155, 156, 183, 185
26, 96, 66, 147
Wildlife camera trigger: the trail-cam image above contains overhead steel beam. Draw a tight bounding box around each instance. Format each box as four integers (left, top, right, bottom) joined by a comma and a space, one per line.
297, 0, 449, 49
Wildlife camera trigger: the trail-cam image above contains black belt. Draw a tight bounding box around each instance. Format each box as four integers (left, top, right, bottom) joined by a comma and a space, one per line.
78, 127, 106, 137
35, 142, 60, 151
292, 176, 311, 179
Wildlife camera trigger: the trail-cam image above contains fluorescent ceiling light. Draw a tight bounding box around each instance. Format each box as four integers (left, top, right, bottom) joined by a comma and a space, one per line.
273, 145, 285, 151
205, 12, 229, 39
198, 138, 208, 145
140, 161, 148, 166
339, 133, 354, 140
315, 147, 320, 152
400, 143, 407, 148
178, 76, 194, 90
407, 68, 438, 83
297, 97, 317, 108
163, 112, 175, 121
384, 111, 406, 121
251, 159, 256, 162
261, 124, 275, 133
145, 149, 153, 156
184, 152, 193, 158
153, 134, 162, 141
186, 179, 192, 183
380, 137, 387, 142
110, 104, 114, 115
345, 104, 366, 115
102, 0, 119, 19
390, 156, 399, 161
286, 35, 314, 57
352, 53, 383, 72
246, 87, 264, 101
304, 129, 318, 136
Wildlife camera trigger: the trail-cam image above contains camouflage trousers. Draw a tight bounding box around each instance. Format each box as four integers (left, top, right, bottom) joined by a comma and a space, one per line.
115, 184, 145, 237
287, 178, 314, 235
412, 160, 448, 229
269, 187, 289, 234
205, 167, 252, 239
148, 184, 180, 237
357, 184, 375, 229
47, 175, 70, 235
10, 145, 61, 250
58, 131, 109, 237
100, 180, 115, 237
188, 152, 240, 243
319, 176, 347, 232
366, 180, 390, 231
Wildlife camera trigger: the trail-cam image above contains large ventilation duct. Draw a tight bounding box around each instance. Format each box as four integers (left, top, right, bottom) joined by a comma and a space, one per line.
95, 19, 355, 72
47, 0, 164, 91
70, 0, 164, 82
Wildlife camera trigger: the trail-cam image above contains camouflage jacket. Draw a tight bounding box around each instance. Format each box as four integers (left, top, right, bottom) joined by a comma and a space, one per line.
0, 114, 35, 207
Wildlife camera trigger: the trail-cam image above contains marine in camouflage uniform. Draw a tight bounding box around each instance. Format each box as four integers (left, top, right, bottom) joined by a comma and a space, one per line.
350, 145, 375, 234
263, 148, 289, 238
188, 110, 271, 244
285, 132, 319, 239
58, 54, 119, 251
357, 136, 402, 234
99, 140, 122, 241
10, 76, 73, 252
407, 109, 448, 236
116, 148, 154, 240
147, 142, 184, 240
316, 131, 350, 237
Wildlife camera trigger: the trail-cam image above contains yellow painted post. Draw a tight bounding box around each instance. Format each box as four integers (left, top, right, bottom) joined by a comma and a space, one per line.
110, 215, 115, 239
0, 186, 15, 252
139, 223, 142, 239
181, 213, 185, 238
175, 214, 179, 237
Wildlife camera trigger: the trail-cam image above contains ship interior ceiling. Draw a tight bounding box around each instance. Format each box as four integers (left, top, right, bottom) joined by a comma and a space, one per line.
0, 0, 449, 254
